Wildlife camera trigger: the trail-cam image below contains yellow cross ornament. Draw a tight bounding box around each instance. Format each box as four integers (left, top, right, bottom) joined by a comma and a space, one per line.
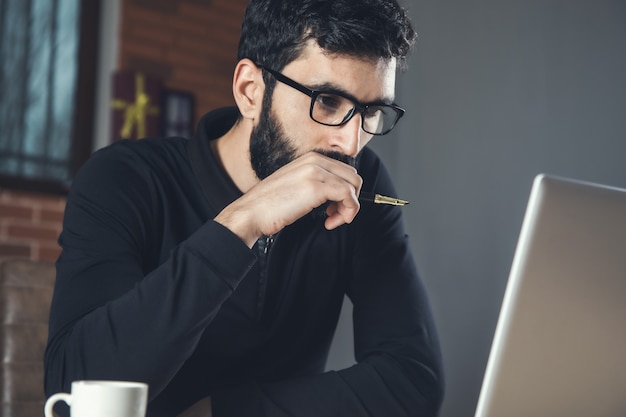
111, 72, 160, 139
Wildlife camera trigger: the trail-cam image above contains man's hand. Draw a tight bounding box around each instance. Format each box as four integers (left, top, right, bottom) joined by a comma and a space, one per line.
214, 152, 362, 247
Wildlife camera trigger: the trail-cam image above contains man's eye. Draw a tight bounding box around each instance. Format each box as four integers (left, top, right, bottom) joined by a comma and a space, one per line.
365, 106, 383, 118
316, 94, 343, 111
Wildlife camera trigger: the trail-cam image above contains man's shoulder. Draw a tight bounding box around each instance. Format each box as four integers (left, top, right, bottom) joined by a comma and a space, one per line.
98, 135, 187, 157
89, 136, 189, 172
71, 136, 190, 196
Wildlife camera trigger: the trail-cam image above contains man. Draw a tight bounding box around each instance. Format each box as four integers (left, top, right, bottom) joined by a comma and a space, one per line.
44, 0, 445, 416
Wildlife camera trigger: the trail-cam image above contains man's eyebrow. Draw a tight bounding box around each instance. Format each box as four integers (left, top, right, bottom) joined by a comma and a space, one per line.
307, 81, 395, 106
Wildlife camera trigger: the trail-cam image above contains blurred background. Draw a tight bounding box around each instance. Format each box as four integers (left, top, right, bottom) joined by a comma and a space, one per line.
1, 1, 625, 416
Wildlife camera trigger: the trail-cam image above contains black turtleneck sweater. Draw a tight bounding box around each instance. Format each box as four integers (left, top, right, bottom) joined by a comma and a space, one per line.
44, 107, 444, 417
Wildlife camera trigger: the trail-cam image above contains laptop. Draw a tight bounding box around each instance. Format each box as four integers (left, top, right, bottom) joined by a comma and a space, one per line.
474, 174, 626, 417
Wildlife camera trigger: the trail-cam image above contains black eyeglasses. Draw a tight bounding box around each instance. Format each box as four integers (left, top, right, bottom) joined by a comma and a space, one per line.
259, 66, 405, 136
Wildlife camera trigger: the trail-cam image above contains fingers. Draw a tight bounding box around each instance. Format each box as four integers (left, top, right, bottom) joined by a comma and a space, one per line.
279, 152, 362, 226
324, 199, 361, 230
271, 153, 360, 193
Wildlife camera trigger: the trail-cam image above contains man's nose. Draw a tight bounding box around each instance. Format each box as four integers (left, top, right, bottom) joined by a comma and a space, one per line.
330, 113, 362, 157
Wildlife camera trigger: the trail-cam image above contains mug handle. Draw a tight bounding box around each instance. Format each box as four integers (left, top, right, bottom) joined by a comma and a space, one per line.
44, 392, 72, 417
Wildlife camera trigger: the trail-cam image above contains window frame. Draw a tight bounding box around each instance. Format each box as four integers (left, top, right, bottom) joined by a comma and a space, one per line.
0, 0, 101, 195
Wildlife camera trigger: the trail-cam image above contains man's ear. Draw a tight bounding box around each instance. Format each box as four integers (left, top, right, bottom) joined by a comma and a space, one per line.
232, 59, 264, 120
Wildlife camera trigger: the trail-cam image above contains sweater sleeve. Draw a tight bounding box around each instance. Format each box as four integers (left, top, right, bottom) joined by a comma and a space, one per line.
211, 150, 445, 417
44, 143, 258, 400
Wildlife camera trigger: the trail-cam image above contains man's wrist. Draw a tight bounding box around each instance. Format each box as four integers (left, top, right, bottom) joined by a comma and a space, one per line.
214, 205, 260, 248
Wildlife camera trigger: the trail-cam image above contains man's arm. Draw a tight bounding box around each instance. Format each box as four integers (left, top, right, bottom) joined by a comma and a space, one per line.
44, 143, 257, 399
210, 229, 443, 416
211, 150, 444, 416
45, 146, 364, 404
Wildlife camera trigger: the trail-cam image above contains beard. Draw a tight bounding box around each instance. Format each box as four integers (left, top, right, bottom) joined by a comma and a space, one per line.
249, 96, 358, 180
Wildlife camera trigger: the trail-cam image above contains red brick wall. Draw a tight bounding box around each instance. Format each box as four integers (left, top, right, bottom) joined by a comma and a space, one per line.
0, 0, 248, 263
0, 190, 65, 262
120, 0, 248, 124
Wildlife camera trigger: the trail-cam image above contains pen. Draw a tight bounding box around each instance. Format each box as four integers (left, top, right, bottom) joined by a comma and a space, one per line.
359, 192, 410, 206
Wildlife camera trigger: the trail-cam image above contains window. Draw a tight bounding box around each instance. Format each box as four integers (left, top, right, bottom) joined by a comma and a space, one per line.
0, 0, 100, 194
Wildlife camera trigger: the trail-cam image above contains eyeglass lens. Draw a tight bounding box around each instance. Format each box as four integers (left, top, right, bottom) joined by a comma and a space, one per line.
312, 93, 398, 135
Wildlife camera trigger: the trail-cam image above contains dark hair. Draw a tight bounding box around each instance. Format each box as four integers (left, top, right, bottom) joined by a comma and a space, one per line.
237, 0, 417, 72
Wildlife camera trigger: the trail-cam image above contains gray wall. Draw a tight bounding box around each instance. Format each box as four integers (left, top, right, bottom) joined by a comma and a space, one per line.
329, 1, 626, 417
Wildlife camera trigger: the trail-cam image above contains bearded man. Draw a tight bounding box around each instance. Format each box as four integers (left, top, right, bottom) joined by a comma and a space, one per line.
45, 1, 444, 416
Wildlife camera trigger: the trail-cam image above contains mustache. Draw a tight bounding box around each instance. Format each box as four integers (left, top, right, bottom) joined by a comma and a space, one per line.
312, 149, 358, 168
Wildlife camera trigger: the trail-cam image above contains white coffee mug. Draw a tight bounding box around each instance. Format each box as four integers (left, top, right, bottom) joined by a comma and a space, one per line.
44, 380, 148, 417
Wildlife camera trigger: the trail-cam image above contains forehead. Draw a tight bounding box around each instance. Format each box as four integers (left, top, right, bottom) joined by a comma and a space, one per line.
280, 42, 397, 103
